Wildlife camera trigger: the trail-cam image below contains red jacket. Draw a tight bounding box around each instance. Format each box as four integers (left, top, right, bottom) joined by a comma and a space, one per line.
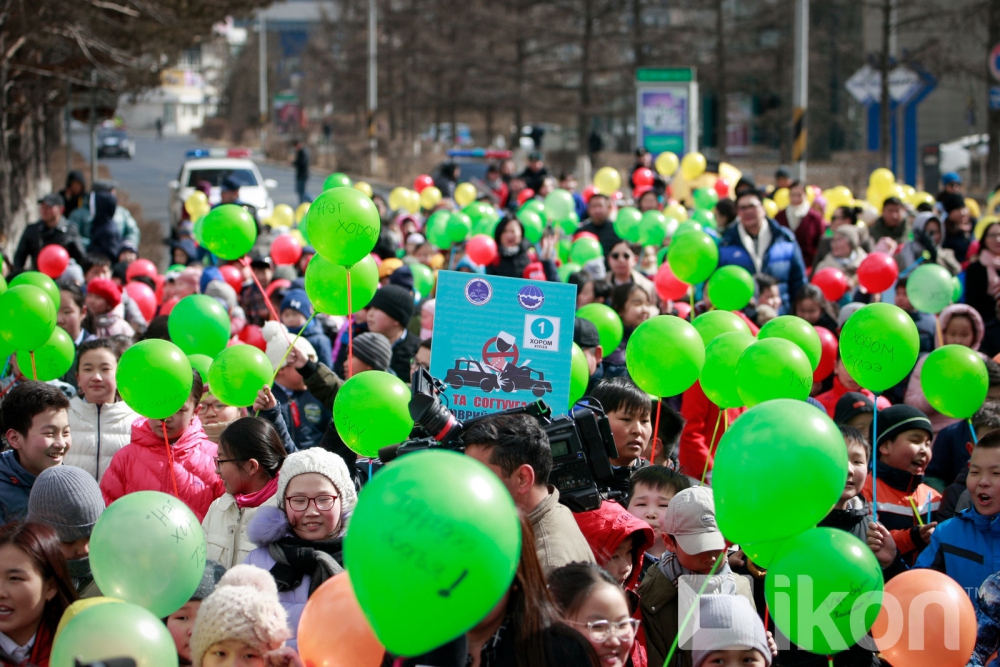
678, 382, 746, 482
100, 416, 225, 521
814, 376, 890, 419
776, 207, 825, 268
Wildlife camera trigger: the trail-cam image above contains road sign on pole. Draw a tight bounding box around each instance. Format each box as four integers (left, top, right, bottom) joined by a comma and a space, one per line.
989, 43, 1000, 82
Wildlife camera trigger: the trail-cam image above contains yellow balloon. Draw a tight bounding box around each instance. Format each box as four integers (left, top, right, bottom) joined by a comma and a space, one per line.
455, 182, 477, 207
900, 184, 916, 199
762, 198, 778, 218
988, 191, 1000, 218
663, 202, 688, 223
805, 185, 816, 204
184, 191, 209, 218
966, 197, 981, 219
272, 204, 294, 227
354, 181, 374, 198
906, 191, 934, 208
654, 152, 679, 177
420, 186, 443, 210
294, 202, 310, 224
594, 167, 622, 194
680, 152, 707, 181
389, 186, 410, 211
406, 189, 422, 213
262, 217, 275, 227
869, 167, 895, 190
826, 186, 853, 206
975, 215, 998, 240
866, 184, 896, 211
772, 188, 790, 210
289, 229, 306, 246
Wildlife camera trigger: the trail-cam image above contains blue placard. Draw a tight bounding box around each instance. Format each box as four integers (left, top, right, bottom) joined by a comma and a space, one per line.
430, 271, 577, 421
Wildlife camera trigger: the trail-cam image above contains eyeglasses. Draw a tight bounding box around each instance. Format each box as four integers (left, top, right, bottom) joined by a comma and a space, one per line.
610, 253, 633, 260
567, 619, 640, 643
986, 233, 1000, 240
737, 204, 760, 212
285, 495, 339, 512
214, 457, 243, 469
410, 357, 430, 370
201, 401, 229, 414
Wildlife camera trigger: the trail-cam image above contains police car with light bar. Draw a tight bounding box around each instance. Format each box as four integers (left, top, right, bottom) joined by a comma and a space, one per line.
167, 148, 276, 225
433, 149, 513, 186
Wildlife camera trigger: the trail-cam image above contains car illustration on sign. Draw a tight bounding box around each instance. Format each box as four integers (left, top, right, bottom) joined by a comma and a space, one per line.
446, 360, 498, 392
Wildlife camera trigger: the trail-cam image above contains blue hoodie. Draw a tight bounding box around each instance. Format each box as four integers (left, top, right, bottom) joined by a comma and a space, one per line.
916, 506, 1000, 609
0, 450, 37, 524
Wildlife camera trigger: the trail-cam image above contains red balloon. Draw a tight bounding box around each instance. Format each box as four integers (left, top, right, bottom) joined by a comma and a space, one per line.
219, 264, 243, 294
517, 188, 536, 206
857, 252, 899, 294
813, 326, 838, 381
633, 168, 655, 187
159, 297, 179, 316
714, 178, 731, 198
582, 185, 597, 204
125, 282, 157, 322
126, 258, 158, 282
238, 324, 267, 352
673, 301, 691, 320
654, 263, 691, 301
271, 235, 302, 266
572, 231, 600, 244
37, 244, 70, 278
413, 174, 434, 193
152, 274, 165, 303
466, 234, 499, 265
811, 267, 850, 302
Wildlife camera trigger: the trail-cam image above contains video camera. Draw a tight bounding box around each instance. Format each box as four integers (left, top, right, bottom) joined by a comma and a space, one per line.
379, 369, 620, 512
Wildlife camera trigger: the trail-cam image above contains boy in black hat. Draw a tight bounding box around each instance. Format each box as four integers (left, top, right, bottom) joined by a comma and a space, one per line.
833, 392, 874, 433
367, 285, 419, 380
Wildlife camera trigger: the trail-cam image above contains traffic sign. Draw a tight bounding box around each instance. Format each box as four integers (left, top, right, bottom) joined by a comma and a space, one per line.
990, 86, 1000, 110
845, 65, 925, 106
990, 43, 1000, 82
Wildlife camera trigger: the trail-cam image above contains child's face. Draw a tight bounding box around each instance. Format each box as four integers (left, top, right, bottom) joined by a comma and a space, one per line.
700, 649, 769, 666
349, 355, 374, 376
84, 292, 111, 316
895, 286, 913, 312
664, 535, 723, 574
84, 264, 111, 283
845, 412, 873, 433
841, 441, 869, 504
59, 536, 90, 562
835, 359, 860, 391
0, 544, 56, 646
627, 482, 676, 535
566, 582, 635, 667
280, 309, 308, 329
201, 640, 266, 667
967, 446, 1000, 516
284, 473, 342, 540
762, 285, 783, 312
166, 600, 201, 664
415, 245, 435, 266
795, 298, 821, 324
607, 408, 652, 465
6, 408, 71, 476
150, 398, 199, 442
275, 364, 307, 391
367, 307, 399, 335
620, 289, 656, 329
878, 428, 932, 475
77, 348, 118, 406
57, 291, 83, 339
606, 540, 634, 586
421, 307, 434, 331
576, 282, 596, 309
200, 392, 242, 426
943, 315, 975, 347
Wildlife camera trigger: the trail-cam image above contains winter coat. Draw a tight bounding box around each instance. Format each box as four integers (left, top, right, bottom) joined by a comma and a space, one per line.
0, 450, 36, 524
65, 397, 139, 481
776, 206, 825, 268
100, 416, 225, 521
814, 376, 886, 420
527, 486, 596, 570
927, 419, 976, 488
861, 461, 941, 560
574, 500, 655, 591
719, 219, 806, 315
86, 191, 122, 263
868, 216, 910, 246
12, 218, 87, 272
203, 490, 279, 570
273, 384, 331, 451
487, 240, 559, 282
965, 260, 997, 326
389, 330, 420, 381
89, 303, 135, 339
71, 200, 141, 248
287, 318, 333, 370
578, 219, 624, 260
915, 505, 1000, 611
678, 382, 746, 482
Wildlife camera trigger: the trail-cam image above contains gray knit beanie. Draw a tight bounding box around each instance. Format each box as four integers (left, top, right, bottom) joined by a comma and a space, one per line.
352, 332, 392, 372
277, 448, 358, 519
26, 466, 105, 542
191, 560, 227, 601
690, 595, 772, 667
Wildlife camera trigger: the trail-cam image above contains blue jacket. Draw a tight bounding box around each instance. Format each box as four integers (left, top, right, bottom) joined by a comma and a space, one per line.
927, 419, 974, 486
288, 319, 333, 370
915, 506, 1000, 609
0, 450, 36, 524
719, 219, 806, 314
273, 384, 331, 451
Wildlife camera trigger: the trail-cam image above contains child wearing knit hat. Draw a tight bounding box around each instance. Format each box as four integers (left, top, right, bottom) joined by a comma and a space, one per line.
167, 559, 227, 666
262, 321, 331, 451
367, 285, 420, 379
689, 595, 773, 667
84, 277, 135, 338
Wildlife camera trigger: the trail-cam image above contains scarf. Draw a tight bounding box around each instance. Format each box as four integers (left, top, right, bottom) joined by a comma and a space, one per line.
981, 249, 1000, 298
784, 201, 811, 232
657, 551, 738, 595
67, 556, 92, 582
737, 221, 773, 273
235, 476, 278, 509
268, 534, 344, 595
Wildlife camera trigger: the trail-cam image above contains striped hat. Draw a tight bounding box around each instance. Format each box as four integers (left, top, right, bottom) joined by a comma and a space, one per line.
875, 404, 932, 447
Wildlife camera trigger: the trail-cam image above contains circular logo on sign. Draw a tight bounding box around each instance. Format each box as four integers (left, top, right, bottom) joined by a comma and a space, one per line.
465, 278, 492, 306
482, 337, 519, 370
517, 285, 545, 311
530, 317, 554, 339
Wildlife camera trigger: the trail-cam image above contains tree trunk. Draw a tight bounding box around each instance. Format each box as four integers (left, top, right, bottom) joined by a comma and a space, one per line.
715, 0, 727, 155
578, 0, 594, 156
988, 0, 1000, 190
879, 0, 892, 169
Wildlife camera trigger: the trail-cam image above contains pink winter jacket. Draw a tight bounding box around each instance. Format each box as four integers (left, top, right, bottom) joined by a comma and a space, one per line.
100, 416, 225, 521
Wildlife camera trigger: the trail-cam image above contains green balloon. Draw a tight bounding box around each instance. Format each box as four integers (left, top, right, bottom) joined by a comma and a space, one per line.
638, 210, 670, 246
90, 490, 206, 617
208, 344, 273, 408
117, 340, 193, 419
673, 221, 704, 237
15, 326, 74, 381
577, 303, 623, 353
922, 344, 989, 418
741, 537, 790, 569
193, 215, 206, 244
518, 209, 545, 243
0, 285, 57, 351
334, 371, 414, 457
626, 315, 705, 397
614, 207, 644, 243
558, 211, 580, 235
907, 263, 955, 314
570, 343, 589, 408
345, 450, 521, 656
667, 231, 718, 283
558, 262, 582, 282
544, 189, 576, 222
411, 264, 435, 298
765, 528, 883, 655
693, 187, 719, 211
519, 199, 545, 219
691, 208, 717, 229
706, 265, 755, 311
758, 315, 822, 371
0, 273, 6, 296
952, 276, 963, 303
9, 270, 59, 304
305, 254, 379, 316
692, 310, 752, 347
425, 210, 452, 248
167, 294, 231, 357
570, 237, 603, 265
736, 338, 813, 407
447, 211, 473, 244
701, 332, 755, 408
168, 264, 187, 274
472, 214, 500, 237
51, 602, 179, 667
714, 399, 847, 543
323, 172, 353, 190
308, 187, 381, 267
187, 354, 214, 384
200, 204, 257, 260
839, 303, 919, 392
463, 201, 496, 224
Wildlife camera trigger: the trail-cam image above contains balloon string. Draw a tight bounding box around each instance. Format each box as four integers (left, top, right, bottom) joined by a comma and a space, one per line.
256, 313, 316, 418
872, 393, 880, 524
346, 269, 354, 380
935, 313, 942, 348
650, 399, 663, 465
661, 552, 725, 667
161, 421, 180, 499
242, 257, 288, 341
701, 409, 724, 485
970, 418, 980, 444
29, 350, 37, 381
764, 602, 770, 632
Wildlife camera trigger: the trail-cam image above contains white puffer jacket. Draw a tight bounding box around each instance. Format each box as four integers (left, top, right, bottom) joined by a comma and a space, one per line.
66, 397, 139, 481
202, 492, 279, 570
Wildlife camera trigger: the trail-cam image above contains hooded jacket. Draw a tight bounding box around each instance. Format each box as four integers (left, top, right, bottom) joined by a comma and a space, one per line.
574, 500, 655, 592
99, 416, 225, 521
286, 317, 333, 370
915, 506, 1000, 612
719, 218, 806, 315
86, 191, 122, 263
861, 461, 941, 560
0, 450, 36, 524
897, 212, 962, 276
65, 397, 139, 481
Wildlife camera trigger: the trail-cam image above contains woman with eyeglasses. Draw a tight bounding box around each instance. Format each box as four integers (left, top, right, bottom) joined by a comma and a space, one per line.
486, 216, 559, 282
549, 562, 643, 667
244, 448, 358, 648
607, 241, 655, 302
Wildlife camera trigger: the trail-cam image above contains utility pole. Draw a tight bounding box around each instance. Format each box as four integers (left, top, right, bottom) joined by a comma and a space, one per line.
89, 69, 98, 187
988, 0, 1000, 189
878, 0, 894, 169
368, 0, 378, 175
259, 13, 268, 155
791, 0, 808, 180
65, 82, 72, 177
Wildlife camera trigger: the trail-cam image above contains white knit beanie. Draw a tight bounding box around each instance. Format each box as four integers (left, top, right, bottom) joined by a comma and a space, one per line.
262, 320, 317, 371
189, 564, 289, 667
277, 448, 358, 519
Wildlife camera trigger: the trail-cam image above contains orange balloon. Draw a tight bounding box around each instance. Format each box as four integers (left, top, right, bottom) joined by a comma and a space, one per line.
298, 573, 385, 667
872, 569, 976, 667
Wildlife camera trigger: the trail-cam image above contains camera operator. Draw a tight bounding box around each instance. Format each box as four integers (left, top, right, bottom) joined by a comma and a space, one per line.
464, 414, 595, 570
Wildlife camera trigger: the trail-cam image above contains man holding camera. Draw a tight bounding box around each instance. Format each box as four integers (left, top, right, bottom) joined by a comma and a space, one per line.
465, 414, 595, 570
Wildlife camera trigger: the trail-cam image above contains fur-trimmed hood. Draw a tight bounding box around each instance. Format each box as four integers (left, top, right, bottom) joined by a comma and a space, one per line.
246, 505, 351, 547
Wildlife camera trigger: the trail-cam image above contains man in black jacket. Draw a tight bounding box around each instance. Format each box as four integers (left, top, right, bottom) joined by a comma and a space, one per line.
366, 284, 420, 380
291, 139, 310, 204
12, 193, 87, 271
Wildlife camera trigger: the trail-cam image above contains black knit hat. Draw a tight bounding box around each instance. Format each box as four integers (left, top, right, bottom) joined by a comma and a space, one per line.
875, 404, 932, 447
574, 318, 601, 348
941, 192, 966, 215
369, 285, 415, 327
352, 332, 392, 372
833, 392, 873, 427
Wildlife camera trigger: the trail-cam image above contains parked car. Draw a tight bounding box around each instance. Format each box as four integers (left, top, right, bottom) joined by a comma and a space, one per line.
97, 129, 135, 159
167, 149, 276, 225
